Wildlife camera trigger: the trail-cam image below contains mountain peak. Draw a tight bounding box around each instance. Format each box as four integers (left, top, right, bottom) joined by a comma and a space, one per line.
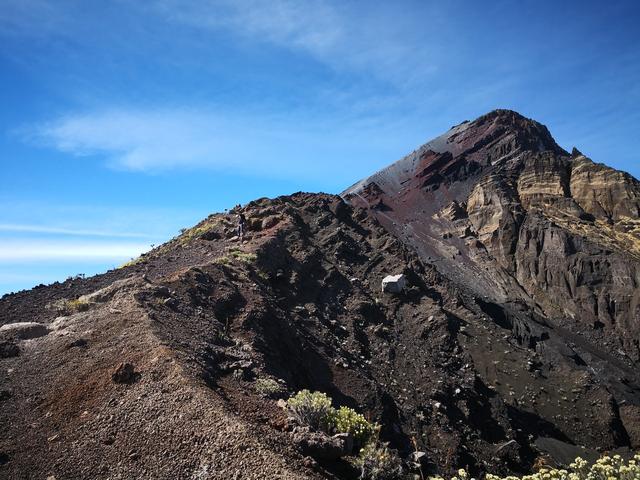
462, 109, 567, 156
343, 109, 568, 200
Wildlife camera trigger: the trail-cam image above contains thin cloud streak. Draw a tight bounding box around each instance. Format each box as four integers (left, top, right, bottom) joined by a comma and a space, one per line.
0, 223, 153, 238
0, 240, 149, 262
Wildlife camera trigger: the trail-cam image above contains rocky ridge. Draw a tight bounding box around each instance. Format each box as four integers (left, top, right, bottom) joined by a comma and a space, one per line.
1, 110, 639, 479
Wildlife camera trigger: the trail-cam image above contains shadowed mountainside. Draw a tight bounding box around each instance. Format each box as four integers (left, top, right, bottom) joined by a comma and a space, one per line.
1, 110, 640, 479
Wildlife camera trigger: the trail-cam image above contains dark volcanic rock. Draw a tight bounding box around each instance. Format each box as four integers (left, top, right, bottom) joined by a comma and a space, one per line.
111, 362, 137, 384
1, 109, 639, 479
292, 431, 348, 460
0, 341, 19, 358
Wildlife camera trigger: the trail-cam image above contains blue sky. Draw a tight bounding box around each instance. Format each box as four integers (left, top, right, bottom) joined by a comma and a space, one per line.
1, 0, 639, 294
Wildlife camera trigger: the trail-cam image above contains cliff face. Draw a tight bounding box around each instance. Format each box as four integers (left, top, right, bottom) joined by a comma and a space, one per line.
1, 110, 640, 479
342, 109, 640, 465
343, 110, 640, 363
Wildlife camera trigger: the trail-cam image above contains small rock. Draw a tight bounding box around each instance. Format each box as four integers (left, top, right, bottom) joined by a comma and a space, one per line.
111, 363, 136, 384
333, 432, 354, 455
162, 297, 178, 309
0, 341, 19, 358
67, 338, 88, 349
494, 439, 520, 462
302, 456, 318, 469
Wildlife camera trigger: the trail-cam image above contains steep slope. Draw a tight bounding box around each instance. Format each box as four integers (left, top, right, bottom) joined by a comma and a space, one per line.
342, 108, 640, 458
343, 110, 640, 360
1, 110, 640, 479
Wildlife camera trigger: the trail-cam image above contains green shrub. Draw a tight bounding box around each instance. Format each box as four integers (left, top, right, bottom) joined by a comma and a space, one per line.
255, 378, 284, 397
229, 248, 257, 263
287, 390, 334, 432
49, 297, 91, 314
118, 255, 146, 268
178, 220, 219, 243
357, 442, 403, 480
331, 406, 378, 446
212, 255, 231, 265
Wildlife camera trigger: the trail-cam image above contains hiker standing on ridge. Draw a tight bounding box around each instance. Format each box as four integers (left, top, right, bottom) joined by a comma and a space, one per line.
237, 212, 247, 241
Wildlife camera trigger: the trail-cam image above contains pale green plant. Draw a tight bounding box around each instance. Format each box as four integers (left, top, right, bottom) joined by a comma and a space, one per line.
357, 442, 403, 480
255, 378, 284, 397
331, 406, 378, 446
287, 390, 335, 432
429, 454, 640, 480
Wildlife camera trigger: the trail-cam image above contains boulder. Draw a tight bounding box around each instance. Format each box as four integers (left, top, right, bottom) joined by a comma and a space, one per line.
381, 274, 407, 294
0, 322, 49, 340
261, 215, 281, 230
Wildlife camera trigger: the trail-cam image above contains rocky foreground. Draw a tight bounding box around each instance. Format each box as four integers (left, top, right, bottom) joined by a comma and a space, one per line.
1, 110, 640, 479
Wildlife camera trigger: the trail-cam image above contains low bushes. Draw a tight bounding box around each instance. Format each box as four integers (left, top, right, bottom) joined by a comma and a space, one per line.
284, 390, 640, 480
254, 378, 284, 397
357, 442, 403, 480
49, 297, 91, 314
287, 390, 378, 445
286, 390, 400, 478
430, 454, 640, 480
287, 390, 335, 432
332, 406, 378, 446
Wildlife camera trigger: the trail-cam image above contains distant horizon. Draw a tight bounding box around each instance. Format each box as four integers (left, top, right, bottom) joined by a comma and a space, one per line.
2, 0, 639, 294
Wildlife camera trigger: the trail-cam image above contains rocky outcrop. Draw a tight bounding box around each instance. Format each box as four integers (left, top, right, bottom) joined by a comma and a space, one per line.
570, 156, 640, 222
0, 322, 49, 340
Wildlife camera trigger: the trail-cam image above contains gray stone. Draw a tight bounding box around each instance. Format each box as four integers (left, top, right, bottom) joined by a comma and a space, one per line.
381, 274, 407, 294
0, 322, 49, 340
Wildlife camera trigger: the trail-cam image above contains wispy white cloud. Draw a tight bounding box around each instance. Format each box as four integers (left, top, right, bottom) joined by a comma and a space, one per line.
35, 108, 240, 172
162, 0, 344, 58
30, 106, 421, 178
0, 240, 149, 262
153, 0, 442, 84
0, 223, 153, 238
